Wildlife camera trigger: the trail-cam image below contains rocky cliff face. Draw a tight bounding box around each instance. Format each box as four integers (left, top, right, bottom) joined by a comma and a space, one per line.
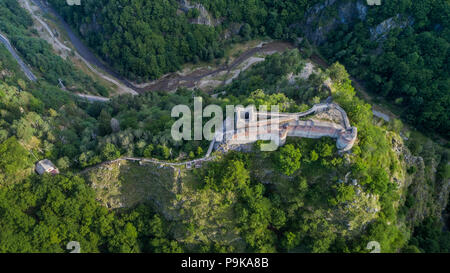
391, 134, 450, 227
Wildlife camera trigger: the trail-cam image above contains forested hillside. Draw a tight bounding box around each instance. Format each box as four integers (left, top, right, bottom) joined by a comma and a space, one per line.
0, 0, 108, 95
48, 0, 449, 138
320, 0, 450, 138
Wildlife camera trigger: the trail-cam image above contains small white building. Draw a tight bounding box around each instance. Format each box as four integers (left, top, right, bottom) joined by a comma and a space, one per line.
35, 159, 59, 175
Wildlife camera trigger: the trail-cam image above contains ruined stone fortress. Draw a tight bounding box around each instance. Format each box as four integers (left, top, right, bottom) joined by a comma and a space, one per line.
210, 102, 357, 155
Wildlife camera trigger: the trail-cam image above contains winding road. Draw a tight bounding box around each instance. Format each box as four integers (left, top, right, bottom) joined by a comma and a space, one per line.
0, 33, 37, 81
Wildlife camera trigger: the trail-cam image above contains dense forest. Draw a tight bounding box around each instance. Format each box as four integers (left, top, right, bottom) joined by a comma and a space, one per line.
47, 0, 226, 81
0, 0, 108, 95
48, 0, 449, 138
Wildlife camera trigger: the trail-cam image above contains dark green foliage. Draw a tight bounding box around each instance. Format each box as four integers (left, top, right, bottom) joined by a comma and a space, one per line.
48, 0, 224, 81
408, 217, 450, 253
222, 50, 306, 97
274, 144, 302, 176
45, 0, 327, 81
101, 143, 121, 161
43, 0, 449, 137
